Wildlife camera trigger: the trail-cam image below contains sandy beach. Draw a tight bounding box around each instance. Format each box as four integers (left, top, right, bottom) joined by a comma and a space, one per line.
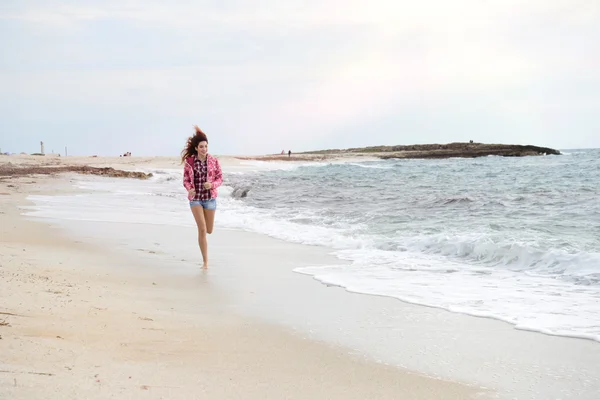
5, 1, 599, 397
1, 155, 478, 399
2, 154, 599, 400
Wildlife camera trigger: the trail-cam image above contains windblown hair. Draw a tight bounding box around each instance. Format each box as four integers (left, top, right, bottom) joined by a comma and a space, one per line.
181, 125, 209, 162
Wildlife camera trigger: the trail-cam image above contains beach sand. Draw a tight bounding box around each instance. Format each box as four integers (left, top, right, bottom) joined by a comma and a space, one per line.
2, 154, 599, 400
0, 156, 478, 399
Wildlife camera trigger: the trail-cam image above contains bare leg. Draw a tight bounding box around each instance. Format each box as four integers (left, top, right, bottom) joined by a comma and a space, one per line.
191, 206, 208, 269
204, 209, 216, 234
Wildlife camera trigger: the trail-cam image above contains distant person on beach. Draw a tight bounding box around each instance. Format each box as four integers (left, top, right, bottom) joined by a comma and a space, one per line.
288, 150, 291, 157
182, 125, 223, 269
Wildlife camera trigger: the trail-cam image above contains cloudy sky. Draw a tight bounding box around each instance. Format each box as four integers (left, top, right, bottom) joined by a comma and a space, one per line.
1, 0, 599, 156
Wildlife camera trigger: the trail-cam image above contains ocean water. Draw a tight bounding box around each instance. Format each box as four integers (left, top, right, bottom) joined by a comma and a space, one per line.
23, 149, 600, 342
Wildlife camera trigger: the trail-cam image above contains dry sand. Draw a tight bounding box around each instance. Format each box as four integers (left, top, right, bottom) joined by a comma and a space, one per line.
0, 156, 479, 399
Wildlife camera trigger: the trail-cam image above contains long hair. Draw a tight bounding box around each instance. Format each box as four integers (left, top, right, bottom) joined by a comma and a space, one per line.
181, 125, 209, 162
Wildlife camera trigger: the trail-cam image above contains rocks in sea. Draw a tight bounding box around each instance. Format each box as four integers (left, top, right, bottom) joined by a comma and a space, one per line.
77, 167, 153, 179
374, 143, 561, 159
236, 142, 562, 162
0, 165, 153, 180
232, 187, 250, 198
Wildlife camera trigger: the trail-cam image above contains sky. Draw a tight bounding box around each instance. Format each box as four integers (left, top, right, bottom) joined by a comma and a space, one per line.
1, 0, 599, 156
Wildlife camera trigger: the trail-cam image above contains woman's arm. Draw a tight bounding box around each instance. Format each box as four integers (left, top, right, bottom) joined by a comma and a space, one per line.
183, 162, 194, 191
211, 158, 223, 189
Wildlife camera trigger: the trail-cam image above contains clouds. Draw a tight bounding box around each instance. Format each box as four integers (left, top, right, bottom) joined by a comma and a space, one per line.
1, 1, 599, 155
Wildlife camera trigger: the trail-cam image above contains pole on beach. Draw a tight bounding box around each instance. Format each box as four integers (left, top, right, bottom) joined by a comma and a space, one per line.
65, 146, 68, 157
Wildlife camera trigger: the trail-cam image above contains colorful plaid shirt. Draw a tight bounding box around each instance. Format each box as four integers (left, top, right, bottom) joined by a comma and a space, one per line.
183, 154, 223, 200
193, 157, 211, 201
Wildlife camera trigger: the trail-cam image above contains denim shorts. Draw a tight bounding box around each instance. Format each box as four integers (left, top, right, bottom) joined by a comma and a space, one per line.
189, 198, 217, 210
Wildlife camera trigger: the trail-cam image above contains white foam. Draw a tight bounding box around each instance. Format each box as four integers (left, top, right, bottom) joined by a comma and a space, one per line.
235, 157, 382, 173
236, 160, 329, 172
21, 168, 600, 343
347, 163, 393, 170
294, 249, 600, 342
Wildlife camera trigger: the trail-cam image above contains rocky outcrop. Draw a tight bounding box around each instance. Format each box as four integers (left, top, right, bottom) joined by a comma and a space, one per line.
231, 187, 250, 198
303, 142, 561, 159
0, 165, 153, 179
237, 143, 561, 162
375, 143, 560, 159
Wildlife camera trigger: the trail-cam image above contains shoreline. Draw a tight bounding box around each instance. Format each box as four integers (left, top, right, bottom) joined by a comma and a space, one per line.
1, 175, 481, 399
2, 155, 599, 399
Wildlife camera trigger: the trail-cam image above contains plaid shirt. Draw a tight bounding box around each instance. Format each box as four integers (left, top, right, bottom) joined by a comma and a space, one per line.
183, 154, 223, 200
193, 157, 211, 201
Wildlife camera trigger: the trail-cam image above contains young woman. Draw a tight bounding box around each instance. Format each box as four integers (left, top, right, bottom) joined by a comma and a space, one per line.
182, 126, 223, 269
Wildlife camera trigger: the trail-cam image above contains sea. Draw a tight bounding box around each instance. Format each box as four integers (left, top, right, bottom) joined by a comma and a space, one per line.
23, 148, 600, 342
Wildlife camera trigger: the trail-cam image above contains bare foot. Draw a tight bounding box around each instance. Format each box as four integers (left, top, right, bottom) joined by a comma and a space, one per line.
202, 262, 208, 269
